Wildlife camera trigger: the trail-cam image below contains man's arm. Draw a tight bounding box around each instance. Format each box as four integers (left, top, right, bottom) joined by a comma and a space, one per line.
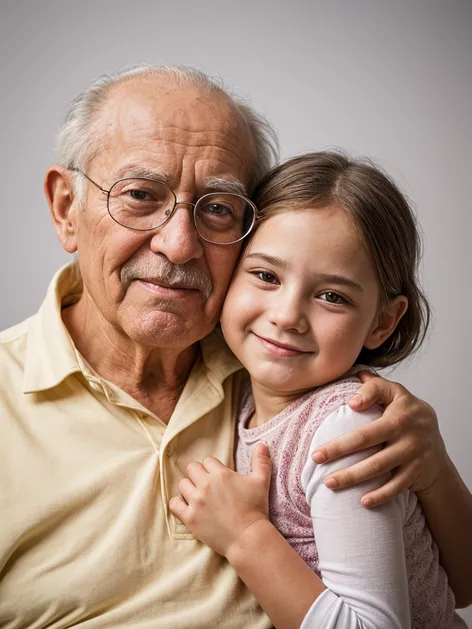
312, 372, 472, 607
416, 456, 472, 608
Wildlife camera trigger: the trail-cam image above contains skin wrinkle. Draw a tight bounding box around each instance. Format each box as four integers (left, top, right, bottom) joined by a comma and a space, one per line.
120, 256, 213, 299
102, 82, 253, 166
56, 76, 253, 420
108, 168, 248, 196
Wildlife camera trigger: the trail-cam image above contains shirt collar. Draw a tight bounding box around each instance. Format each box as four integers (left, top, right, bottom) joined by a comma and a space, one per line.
23, 263, 243, 394
23, 263, 84, 394
200, 327, 243, 388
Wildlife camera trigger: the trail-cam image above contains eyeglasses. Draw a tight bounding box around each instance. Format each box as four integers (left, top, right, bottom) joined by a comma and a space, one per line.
70, 169, 258, 245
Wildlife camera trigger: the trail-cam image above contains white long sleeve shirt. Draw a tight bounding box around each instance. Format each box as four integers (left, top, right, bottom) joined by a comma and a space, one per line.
236, 377, 467, 629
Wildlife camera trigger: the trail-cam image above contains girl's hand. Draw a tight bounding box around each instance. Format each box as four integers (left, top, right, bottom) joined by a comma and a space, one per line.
312, 371, 448, 507
169, 443, 272, 558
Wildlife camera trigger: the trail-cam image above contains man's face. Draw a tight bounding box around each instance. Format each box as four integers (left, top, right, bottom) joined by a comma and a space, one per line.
65, 79, 254, 349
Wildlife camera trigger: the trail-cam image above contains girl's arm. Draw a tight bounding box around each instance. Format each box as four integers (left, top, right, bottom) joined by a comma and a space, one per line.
312, 372, 472, 607
170, 446, 327, 629
170, 407, 411, 629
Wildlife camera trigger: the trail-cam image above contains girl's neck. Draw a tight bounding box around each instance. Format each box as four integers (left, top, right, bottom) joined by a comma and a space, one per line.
249, 378, 313, 428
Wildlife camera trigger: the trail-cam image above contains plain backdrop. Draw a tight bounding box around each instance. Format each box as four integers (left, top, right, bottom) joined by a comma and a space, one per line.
1, 0, 471, 624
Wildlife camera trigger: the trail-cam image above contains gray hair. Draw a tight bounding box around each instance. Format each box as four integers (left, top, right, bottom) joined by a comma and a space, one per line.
55, 63, 279, 201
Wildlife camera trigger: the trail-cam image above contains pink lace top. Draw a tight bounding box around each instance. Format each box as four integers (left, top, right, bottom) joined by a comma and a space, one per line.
236, 374, 463, 629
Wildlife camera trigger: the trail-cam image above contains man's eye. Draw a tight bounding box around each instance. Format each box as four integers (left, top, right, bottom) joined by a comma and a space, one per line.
129, 189, 151, 201
204, 203, 231, 216
257, 271, 278, 284
318, 291, 346, 304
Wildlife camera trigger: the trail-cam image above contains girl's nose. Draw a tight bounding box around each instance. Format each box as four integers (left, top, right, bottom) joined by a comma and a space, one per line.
268, 298, 308, 334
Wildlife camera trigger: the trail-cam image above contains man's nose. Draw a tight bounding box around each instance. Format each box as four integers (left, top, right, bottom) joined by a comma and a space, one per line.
268, 295, 308, 334
149, 203, 204, 264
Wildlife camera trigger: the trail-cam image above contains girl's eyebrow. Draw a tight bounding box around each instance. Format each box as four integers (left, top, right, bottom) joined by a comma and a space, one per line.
245, 253, 364, 292
315, 273, 364, 292
245, 252, 289, 269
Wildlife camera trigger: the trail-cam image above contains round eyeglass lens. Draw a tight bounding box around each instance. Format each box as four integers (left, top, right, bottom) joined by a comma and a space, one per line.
194, 193, 256, 244
108, 178, 176, 230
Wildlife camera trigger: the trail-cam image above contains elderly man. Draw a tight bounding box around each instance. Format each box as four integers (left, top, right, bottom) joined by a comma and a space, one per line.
1, 65, 471, 627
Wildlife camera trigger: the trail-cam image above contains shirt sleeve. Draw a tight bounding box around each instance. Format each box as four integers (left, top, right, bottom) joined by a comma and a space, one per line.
299, 404, 411, 629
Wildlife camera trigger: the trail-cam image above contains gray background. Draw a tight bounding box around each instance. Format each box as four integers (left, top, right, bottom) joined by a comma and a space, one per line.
1, 0, 471, 623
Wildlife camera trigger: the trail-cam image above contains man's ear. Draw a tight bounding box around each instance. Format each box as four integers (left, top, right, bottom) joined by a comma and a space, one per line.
44, 166, 79, 254
364, 295, 408, 350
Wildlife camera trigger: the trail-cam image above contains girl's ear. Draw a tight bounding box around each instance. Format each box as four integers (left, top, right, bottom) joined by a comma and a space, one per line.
364, 295, 408, 350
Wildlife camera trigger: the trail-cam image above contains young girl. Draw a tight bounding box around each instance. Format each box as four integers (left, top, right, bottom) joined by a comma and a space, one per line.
170, 152, 468, 628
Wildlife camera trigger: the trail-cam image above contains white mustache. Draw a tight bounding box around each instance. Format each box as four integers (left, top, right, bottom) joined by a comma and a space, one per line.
121, 258, 212, 298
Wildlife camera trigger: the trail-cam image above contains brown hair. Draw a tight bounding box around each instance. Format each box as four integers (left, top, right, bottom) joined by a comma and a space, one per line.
251, 151, 431, 368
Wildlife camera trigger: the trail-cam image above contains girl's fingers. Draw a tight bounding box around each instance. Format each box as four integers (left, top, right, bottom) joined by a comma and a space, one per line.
178, 477, 197, 503
169, 496, 188, 520
202, 456, 228, 473
322, 441, 410, 489
186, 461, 209, 484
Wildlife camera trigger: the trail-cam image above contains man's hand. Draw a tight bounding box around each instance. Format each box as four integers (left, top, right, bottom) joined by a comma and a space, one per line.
169, 443, 272, 558
312, 371, 448, 507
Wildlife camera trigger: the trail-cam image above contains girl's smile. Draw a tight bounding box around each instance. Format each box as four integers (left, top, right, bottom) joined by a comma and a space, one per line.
221, 206, 405, 405
252, 332, 314, 357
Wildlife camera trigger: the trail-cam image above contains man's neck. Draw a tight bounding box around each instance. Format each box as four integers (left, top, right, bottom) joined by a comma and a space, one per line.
62, 299, 199, 423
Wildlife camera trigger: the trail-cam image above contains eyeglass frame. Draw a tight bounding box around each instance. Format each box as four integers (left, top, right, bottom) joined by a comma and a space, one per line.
69, 168, 258, 245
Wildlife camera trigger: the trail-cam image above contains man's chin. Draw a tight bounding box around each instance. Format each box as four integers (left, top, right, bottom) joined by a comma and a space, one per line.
120, 310, 210, 349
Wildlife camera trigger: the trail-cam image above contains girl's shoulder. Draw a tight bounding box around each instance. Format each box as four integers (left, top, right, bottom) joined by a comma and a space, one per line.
302, 366, 371, 421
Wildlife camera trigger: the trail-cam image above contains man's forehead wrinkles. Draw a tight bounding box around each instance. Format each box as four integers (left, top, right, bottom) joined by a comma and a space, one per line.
150, 124, 249, 151
110, 127, 247, 163
138, 136, 248, 173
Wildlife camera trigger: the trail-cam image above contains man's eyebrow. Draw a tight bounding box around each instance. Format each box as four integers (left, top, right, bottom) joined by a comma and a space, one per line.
203, 177, 248, 196
115, 166, 171, 184
244, 255, 364, 291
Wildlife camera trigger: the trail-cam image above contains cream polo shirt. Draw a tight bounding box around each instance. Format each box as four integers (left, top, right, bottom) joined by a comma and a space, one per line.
0, 264, 271, 629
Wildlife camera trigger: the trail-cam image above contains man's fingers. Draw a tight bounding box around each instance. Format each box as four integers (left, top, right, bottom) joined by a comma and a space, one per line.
349, 375, 406, 411
360, 469, 413, 508
322, 443, 407, 489
357, 370, 375, 383
313, 421, 394, 464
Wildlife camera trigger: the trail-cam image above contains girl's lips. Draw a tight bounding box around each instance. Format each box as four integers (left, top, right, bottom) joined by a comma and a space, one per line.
254, 334, 311, 357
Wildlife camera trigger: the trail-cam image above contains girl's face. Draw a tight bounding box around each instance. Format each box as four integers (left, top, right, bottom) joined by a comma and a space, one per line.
221, 207, 396, 396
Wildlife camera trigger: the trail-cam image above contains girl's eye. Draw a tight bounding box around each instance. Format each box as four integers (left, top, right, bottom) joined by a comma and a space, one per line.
318, 291, 347, 304
257, 271, 278, 284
